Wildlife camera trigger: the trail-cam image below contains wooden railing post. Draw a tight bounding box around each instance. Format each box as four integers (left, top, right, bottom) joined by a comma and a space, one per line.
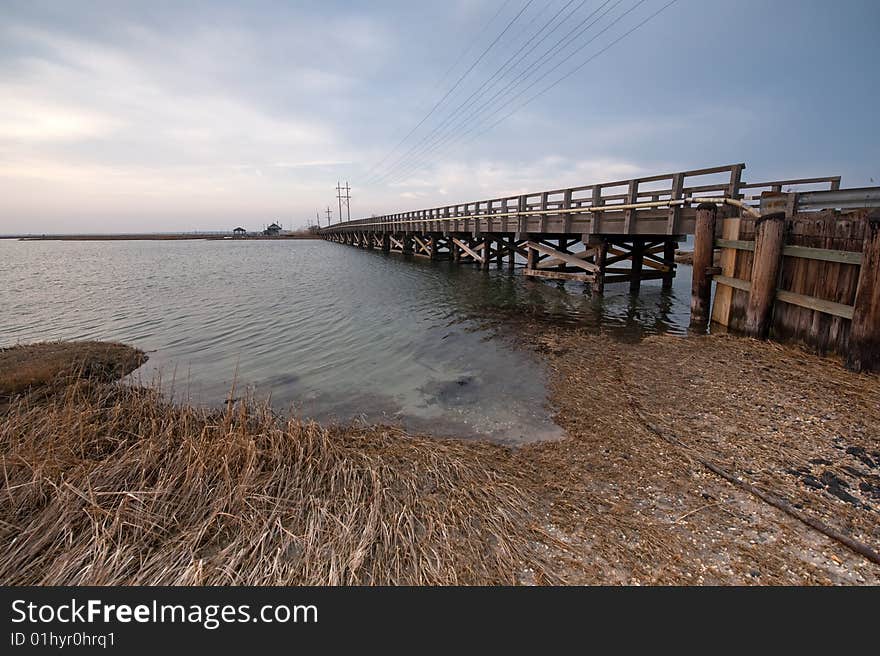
744, 212, 786, 338
846, 211, 880, 372
690, 203, 718, 329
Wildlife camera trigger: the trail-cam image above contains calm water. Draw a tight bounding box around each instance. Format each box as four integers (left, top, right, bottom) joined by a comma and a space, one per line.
0, 239, 692, 444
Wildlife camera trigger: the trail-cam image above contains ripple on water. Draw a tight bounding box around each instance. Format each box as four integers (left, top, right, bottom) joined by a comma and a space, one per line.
0, 239, 692, 443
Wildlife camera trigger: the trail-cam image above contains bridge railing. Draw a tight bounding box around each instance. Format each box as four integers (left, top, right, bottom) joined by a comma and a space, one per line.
320, 164, 841, 232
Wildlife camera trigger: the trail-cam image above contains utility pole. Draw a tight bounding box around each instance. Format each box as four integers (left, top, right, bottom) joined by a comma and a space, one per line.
316, 209, 321, 228
336, 181, 352, 222
325, 206, 333, 225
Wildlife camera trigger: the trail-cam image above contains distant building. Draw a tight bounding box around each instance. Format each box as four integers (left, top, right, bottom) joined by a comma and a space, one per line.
263, 222, 282, 237
232, 227, 247, 238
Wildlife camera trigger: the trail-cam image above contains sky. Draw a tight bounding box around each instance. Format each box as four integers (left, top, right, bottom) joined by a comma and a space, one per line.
0, 0, 878, 234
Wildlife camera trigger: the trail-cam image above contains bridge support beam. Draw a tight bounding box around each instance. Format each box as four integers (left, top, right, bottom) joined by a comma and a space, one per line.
629, 239, 644, 293
592, 239, 608, 295
662, 239, 677, 290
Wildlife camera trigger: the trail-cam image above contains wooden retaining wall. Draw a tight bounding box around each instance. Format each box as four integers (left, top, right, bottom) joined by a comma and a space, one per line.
711, 208, 874, 359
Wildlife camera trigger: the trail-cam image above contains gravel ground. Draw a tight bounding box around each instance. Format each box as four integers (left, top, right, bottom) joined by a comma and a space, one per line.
508, 325, 879, 584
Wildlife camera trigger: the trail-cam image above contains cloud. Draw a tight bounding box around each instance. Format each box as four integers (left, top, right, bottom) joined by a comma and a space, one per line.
0, 93, 124, 141
274, 160, 352, 169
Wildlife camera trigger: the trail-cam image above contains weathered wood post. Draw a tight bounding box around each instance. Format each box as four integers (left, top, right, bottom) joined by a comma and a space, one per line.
526, 238, 539, 277
482, 238, 491, 271
690, 203, 718, 329
744, 212, 786, 339
382, 234, 390, 253
662, 239, 677, 290
508, 235, 516, 272
591, 238, 607, 295
846, 211, 880, 372
629, 239, 644, 292
495, 237, 503, 268
403, 234, 413, 254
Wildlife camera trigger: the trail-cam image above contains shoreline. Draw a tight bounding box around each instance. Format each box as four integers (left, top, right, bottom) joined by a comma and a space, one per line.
1, 234, 322, 241
1, 330, 878, 584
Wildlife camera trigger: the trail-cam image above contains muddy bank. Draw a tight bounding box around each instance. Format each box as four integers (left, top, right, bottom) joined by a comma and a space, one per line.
0, 341, 144, 411
1, 336, 878, 585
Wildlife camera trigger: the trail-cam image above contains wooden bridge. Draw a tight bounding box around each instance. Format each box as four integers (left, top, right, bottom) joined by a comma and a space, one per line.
319, 162, 880, 372
319, 163, 839, 294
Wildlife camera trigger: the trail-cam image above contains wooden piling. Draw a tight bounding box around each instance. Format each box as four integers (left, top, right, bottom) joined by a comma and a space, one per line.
382, 234, 390, 253
846, 212, 880, 372
526, 239, 539, 277
508, 235, 515, 272
482, 239, 491, 271
744, 212, 786, 339
690, 203, 718, 329
629, 239, 644, 292
591, 239, 607, 295
662, 239, 676, 290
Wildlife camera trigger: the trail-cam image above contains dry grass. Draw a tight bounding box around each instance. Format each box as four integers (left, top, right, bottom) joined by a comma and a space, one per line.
0, 378, 552, 585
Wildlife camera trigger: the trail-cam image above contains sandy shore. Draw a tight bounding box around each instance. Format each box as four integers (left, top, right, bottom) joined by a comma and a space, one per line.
1, 332, 878, 585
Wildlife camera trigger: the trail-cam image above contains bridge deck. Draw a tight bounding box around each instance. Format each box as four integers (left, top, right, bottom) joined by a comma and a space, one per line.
319, 164, 840, 238
318, 164, 842, 294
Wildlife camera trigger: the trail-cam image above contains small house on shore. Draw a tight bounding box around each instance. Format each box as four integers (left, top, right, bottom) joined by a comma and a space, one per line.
232, 227, 247, 238
264, 222, 282, 237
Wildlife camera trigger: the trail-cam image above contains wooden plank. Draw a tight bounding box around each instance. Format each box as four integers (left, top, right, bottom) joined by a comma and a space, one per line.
715, 239, 863, 265
412, 235, 430, 255
775, 290, 854, 320
714, 275, 751, 292
712, 217, 742, 327
452, 238, 484, 263
525, 241, 597, 273
846, 213, 880, 370
537, 247, 595, 269
523, 269, 594, 282
783, 245, 863, 265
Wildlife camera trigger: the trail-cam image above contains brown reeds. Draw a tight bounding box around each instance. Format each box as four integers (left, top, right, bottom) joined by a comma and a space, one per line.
0, 377, 552, 585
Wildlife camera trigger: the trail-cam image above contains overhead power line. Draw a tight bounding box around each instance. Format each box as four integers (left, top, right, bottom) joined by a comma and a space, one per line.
361, 0, 535, 185
361, 0, 515, 179
475, 0, 679, 137
385, 0, 675, 186
369, 0, 590, 185
381, 0, 629, 184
